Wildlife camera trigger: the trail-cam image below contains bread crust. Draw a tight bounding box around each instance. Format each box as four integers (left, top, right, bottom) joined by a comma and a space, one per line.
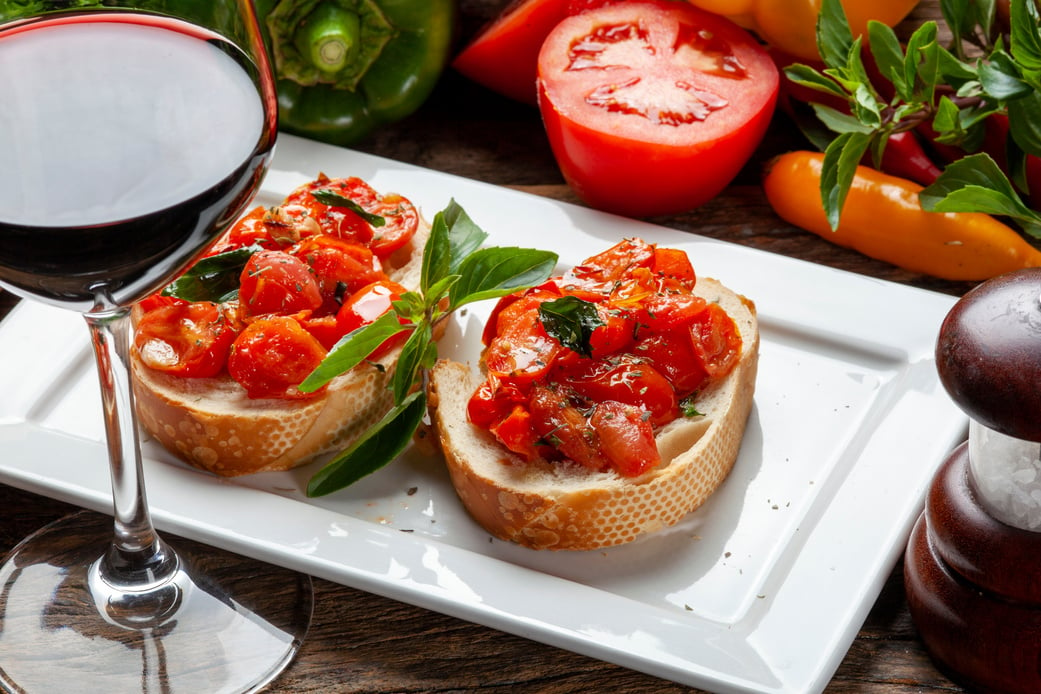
132, 215, 429, 476
428, 277, 759, 550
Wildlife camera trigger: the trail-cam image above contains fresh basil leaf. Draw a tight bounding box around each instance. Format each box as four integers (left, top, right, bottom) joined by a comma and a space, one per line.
867, 20, 908, 97
1011, 0, 1041, 73
306, 390, 427, 497
979, 51, 1032, 99
538, 295, 604, 359
905, 22, 939, 103
421, 208, 452, 294
392, 321, 431, 405
783, 64, 849, 99
920, 153, 1041, 238
1007, 90, 1041, 158
298, 312, 411, 392
311, 189, 385, 227
850, 82, 883, 127
816, 0, 854, 69
821, 131, 872, 230
450, 247, 558, 310
161, 245, 261, 302
441, 199, 488, 272
811, 103, 873, 134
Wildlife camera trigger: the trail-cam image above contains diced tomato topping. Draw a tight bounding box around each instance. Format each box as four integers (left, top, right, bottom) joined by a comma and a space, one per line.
466, 239, 742, 477
134, 175, 420, 402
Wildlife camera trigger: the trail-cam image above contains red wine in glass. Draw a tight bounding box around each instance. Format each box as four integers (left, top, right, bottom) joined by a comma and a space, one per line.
0, 8, 313, 693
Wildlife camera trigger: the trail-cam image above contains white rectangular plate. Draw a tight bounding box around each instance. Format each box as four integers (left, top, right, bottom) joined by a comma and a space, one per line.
0, 133, 966, 693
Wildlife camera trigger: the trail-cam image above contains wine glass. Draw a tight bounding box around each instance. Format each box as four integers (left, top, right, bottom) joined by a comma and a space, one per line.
0, 2, 313, 692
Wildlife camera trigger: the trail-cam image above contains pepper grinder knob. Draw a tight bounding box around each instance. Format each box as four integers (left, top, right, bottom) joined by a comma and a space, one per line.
906, 268, 1041, 693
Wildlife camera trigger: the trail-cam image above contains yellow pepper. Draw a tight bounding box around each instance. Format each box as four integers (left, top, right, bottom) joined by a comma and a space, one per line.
763, 151, 1041, 281
687, 0, 920, 62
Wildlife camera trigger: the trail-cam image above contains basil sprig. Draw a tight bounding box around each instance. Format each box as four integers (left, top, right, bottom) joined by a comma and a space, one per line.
300, 200, 558, 497
784, 0, 1041, 235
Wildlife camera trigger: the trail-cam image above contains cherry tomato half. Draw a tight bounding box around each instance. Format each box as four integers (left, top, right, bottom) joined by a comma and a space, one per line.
537, 0, 779, 217
238, 250, 323, 318
134, 302, 239, 378
283, 175, 419, 259
227, 316, 327, 399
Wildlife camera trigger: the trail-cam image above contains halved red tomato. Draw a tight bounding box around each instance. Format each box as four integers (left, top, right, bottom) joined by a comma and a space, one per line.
134, 302, 239, 378
227, 316, 327, 399
453, 0, 574, 105
238, 250, 323, 317
536, 0, 779, 217
283, 175, 419, 260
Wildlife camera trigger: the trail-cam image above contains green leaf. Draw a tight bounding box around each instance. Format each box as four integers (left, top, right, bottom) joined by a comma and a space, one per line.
306, 390, 427, 497
904, 22, 939, 103
161, 245, 261, 302
449, 247, 558, 310
1007, 90, 1041, 158
440, 199, 488, 272
867, 20, 908, 97
979, 51, 1032, 99
816, 0, 855, 69
298, 312, 411, 392
1011, 0, 1041, 72
538, 295, 604, 358
811, 103, 873, 134
919, 153, 1041, 238
392, 321, 431, 404
311, 190, 385, 227
421, 209, 452, 295
783, 64, 849, 99
821, 131, 872, 230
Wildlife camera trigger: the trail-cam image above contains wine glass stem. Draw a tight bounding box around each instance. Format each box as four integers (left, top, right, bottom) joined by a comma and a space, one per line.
85, 305, 177, 587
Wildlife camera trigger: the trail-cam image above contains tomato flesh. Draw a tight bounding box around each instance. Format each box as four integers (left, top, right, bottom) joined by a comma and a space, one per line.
467, 239, 743, 477
134, 302, 239, 378
227, 316, 328, 400
537, 0, 778, 217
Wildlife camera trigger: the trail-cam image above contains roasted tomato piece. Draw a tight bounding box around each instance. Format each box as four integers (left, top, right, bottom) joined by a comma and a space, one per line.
335, 280, 410, 358
559, 353, 678, 426
467, 374, 529, 429
291, 236, 387, 312
633, 329, 708, 397
238, 250, 323, 317
482, 290, 563, 385
490, 404, 542, 461
568, 238, 656, 287
653, 247, 696, 285
227, 316, 327, 399
134, 302, 238, 378
690, 301, 742, 379
210, 204, 319, 254
537, 0, 778, 216
283, 175, 419, 259
590, 400, 660, 476
529, 383, 606, 470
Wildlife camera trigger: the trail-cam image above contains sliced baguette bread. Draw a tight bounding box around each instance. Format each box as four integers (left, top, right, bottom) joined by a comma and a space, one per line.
428, 277, 758, 550
131, 216, 429, 477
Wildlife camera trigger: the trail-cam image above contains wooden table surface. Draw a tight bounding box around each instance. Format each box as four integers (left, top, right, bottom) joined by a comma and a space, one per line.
0, 1, 978, 691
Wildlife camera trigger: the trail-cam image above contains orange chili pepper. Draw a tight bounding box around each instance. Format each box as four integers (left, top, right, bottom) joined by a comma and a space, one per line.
762, 151, 1041, 281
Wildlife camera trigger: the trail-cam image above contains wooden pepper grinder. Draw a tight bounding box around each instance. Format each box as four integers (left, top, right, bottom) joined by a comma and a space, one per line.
906, 268, 1041, 693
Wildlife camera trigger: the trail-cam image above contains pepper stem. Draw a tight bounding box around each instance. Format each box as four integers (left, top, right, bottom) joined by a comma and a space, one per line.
292, 2, 359, 75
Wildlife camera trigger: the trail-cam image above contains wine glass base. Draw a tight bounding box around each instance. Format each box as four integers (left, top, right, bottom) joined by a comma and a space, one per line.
0, 510, 313, 693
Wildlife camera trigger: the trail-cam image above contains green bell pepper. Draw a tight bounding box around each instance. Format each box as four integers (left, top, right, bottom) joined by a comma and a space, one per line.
256, 0, 456, 146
